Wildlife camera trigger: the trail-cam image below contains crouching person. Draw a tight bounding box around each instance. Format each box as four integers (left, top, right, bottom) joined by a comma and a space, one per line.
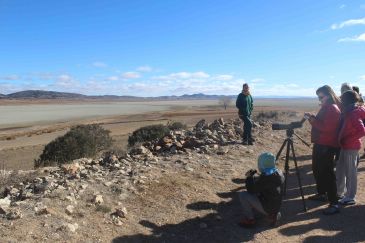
239, 152, 285, 228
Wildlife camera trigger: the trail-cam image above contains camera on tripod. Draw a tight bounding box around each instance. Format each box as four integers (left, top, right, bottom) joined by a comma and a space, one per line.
272, 118, 306, 131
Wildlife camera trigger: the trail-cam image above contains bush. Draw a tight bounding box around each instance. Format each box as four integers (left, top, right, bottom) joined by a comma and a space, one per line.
35, 124, 112, 167
128, 124, 170, 146
255, 111, 279, 120
167, 121, 187, 130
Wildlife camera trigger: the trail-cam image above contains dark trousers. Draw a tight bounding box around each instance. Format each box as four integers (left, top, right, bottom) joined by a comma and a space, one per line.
241, 115, 252, 141
312, 144, 338, 204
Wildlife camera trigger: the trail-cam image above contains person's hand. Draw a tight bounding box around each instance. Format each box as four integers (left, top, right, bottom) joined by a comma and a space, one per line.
304, 112, 315, 122
245, 169, 257, 177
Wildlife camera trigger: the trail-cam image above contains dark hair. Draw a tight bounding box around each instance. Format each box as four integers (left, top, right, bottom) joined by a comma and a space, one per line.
341, 90, 359, 107
316, 85, 341, 106
352, 86, 360, 94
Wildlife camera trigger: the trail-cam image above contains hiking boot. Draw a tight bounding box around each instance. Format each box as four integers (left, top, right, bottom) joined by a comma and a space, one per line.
323, 204, 339, 215
238, 218, 256, 228
339, 198, 356, 206
242, 139, 249, 145
248, 140, 254, 145
308, 193, 327, 202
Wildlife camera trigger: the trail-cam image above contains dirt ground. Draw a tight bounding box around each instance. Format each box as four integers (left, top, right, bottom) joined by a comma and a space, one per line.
1, 102, 365, 242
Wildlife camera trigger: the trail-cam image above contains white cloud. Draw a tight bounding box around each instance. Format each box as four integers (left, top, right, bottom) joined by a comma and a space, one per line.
331, 17, 365, 29
153, 71, 210, 81
214, 75, 234, 81
136, 65, 153, 72
121, 72, 141, 79
360, 75, 365, 81
340, 4, 346, 9
55, 74, 78, 88
0, 75, 20, 80
361, 4, 365, 10
338, 33, 365, 42
105, 76, 119, 81
92, 61, 108, 68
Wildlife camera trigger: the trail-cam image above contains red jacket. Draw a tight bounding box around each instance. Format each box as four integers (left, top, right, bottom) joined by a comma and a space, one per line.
309, 103, 341, 147
338, 105, 365, 150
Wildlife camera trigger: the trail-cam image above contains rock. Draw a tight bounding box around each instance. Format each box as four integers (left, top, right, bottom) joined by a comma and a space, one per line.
217, 147, 228, 155
61, 223, 79, 233
61, 162, 80, 175
93, 195, 103, 205
6, 209, 22, 220
35, 206, 51, 215
0, 206, 8, 215
104, 181, 113, 187
130, 146, 150, 155
113, 207, 127, 218
185, 166, 194, 172
0, 197, 11, 208
65, 205, 74, 215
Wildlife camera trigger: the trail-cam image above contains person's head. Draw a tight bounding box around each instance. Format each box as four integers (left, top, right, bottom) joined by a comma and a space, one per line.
258, 152, 277, 175
341, 90, 359, 107
243, 83, 249, 91
341, 83, 352, 95
316, 85, 341, 106
352, 86, 360, 94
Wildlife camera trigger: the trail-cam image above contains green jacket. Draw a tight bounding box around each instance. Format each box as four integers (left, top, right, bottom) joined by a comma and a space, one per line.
236, 93, 253, 117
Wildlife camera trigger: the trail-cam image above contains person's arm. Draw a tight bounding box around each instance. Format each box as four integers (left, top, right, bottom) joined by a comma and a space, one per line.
310, 106, 340, 132
236, 94, 241, 109
251, 174, 282, 193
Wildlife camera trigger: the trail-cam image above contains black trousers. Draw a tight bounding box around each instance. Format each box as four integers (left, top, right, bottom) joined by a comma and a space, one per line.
241, 115, 252, 141
312, 144, 339, 204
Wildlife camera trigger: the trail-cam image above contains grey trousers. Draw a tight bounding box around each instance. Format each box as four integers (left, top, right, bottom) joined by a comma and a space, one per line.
336, 149, 358, 200
239, 191, 267, 219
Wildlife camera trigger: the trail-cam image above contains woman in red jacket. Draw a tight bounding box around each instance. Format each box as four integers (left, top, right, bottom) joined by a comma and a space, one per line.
336, 90, 365, 206
305, 85, 341, 215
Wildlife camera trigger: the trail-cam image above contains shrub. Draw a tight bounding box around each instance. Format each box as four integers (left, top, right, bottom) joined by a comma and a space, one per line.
255, 111, 279, 120
167, 121, 187, 130
128, 124, 170, 146
35, 124, 112, 167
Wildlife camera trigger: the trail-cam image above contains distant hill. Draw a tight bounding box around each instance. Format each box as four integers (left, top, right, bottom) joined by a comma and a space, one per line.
1, 90, 236, 100
0, 90, 317, 100
6, 90, 86, 99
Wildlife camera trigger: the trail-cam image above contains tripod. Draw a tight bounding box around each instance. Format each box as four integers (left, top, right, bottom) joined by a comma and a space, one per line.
275, 128, 310, 212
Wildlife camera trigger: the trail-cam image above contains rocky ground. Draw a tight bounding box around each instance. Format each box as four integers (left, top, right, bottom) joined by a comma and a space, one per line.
1, 112, 365, 243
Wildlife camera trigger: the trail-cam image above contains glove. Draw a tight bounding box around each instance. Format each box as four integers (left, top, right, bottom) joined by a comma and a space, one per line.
245, 169, 257, 177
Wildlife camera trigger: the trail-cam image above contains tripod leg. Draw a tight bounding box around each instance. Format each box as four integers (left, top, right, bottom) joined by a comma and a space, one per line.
283, 140, 291, 197
289, 140, 307, 212
276, 139, 287, 162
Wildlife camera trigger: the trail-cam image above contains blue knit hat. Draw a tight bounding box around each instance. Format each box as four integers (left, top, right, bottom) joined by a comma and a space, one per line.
258, 152, 277, 175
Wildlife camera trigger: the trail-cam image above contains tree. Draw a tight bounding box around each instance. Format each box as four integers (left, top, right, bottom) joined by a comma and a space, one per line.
218, 97, 232, 110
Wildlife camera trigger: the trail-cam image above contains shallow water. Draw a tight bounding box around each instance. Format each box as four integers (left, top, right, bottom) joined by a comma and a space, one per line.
0, 100, 217, 128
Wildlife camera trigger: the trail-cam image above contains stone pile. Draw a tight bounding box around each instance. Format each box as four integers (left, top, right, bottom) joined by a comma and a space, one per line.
0, 117, 251, 222
146, 118, 244, 154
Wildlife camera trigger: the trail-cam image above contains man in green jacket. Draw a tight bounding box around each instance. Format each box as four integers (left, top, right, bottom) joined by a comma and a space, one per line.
236, 83, 254, 145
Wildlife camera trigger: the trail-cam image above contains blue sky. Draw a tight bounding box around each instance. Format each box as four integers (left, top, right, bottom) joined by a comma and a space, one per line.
0, 0, 365, 97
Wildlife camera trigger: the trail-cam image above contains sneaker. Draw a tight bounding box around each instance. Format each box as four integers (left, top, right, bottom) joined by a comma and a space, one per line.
238, 218, 256, 228
268, 212, 281, 227
339, 198, 356, 206
249, 137, 256, 142
323, 204, 340, 215
308, 194, 327, 202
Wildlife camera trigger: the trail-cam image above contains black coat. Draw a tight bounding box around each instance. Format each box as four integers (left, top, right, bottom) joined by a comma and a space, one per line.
246, 170, 285, 214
